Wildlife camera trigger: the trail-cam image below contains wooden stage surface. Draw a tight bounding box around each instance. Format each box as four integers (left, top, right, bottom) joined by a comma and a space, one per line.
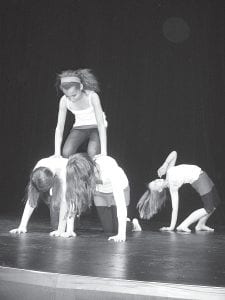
0, 214, 225, 299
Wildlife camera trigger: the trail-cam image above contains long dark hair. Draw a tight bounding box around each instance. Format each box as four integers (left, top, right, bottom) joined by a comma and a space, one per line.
26, 167, 62, 210
137, 188, 167, 220
66, 153, 98, 217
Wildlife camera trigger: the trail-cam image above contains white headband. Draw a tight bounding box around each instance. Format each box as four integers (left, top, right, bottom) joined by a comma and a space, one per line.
60, 76, 81, 83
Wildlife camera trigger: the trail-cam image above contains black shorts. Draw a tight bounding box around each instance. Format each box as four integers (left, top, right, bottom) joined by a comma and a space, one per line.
191, 171, 220, 213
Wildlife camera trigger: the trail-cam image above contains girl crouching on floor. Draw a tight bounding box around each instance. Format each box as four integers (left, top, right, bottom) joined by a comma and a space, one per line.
64, 153, 141, 242
10, 156, 70, 236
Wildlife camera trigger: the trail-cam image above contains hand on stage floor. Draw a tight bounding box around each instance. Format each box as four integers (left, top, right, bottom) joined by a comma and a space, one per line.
60, 231, 76, 238
160, 226, 174, 232
108, 234, 126, 242
9, 227, 27, 234
49, 230, 62, 237
49, 230, 76, 238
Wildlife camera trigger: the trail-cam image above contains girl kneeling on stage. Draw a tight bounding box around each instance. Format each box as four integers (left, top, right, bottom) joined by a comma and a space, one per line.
10, 156, 71, 236
55, 69, 107, 158
137, 151, 220, 232
65, 153, 141, 242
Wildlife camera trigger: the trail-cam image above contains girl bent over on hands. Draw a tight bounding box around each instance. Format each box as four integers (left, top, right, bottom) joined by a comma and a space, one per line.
55, 69, 107, 158
137, 151, 220, 232
65, 153, 141, 242
10, 156, 71, 236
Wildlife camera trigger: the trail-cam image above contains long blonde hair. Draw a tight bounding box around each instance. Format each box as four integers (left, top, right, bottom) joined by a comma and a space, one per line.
137, 188, 167, 220
66, 153, 98, 217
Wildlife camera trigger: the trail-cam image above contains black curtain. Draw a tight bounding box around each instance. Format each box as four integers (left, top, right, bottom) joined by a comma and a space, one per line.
0, 0, 224, 224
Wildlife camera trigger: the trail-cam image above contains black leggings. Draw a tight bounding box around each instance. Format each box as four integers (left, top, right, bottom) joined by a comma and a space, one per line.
62, 127, 100, 158
95, 206, 133, 236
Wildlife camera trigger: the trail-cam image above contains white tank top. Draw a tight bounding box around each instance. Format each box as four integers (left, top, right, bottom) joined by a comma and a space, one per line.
94, 155, 129, 193
167, 164, 202, 190
35, 156, 68, 176
65, 91, 107, 128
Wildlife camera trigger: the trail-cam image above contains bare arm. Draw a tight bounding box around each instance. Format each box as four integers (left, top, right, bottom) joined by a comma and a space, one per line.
50, 172, 68, 236
54, 97, 67, 156
91, 92, 107, 155
59, 215, 76, 238
157, 151, 177, 178
57, 200, 67, 233
169, 189, 179, 230
160, 188, 179, 231
108, 176, 127, 242
10, 201, 35, 234
52, 203, 76, 238
10, 157, 46, 234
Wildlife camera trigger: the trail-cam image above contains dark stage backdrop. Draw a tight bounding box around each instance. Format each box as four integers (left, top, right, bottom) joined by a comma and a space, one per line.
0, 0, 225, 225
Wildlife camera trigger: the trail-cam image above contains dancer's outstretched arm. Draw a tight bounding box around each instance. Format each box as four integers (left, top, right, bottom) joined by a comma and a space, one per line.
10, 201, 35, 234
91, 92, 107, 156
50, 175, 68, 237
59, 215, 76, 238
54, 97, 67, 157
160, 189, 179, 231
157, 151, 177, 178
65, 215, 76, 237
108, 176, 127, 242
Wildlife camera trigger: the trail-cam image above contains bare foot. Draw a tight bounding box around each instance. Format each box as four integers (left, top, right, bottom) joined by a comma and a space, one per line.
132, 218, 142, 231
176, 226, 191, 233
195, 225, 214, 232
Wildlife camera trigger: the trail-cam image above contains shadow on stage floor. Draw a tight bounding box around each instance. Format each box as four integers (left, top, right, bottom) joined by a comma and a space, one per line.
0, 214, 225, 299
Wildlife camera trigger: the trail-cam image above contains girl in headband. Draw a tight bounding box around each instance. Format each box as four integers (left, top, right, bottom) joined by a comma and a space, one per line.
55, 69, 107, 158
10, 156, 70, 236
137, 151, 220, 232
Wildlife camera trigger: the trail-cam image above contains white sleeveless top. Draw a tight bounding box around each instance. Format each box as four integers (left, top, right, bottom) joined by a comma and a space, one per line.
64, 91, 107, 128
167, 164, 202, 190
34, 156, 68, 177
94, 155, 128, 193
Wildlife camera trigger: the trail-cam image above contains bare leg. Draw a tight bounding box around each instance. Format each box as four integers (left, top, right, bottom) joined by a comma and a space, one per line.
176, 208, 208, 233
195, 211, 214, 231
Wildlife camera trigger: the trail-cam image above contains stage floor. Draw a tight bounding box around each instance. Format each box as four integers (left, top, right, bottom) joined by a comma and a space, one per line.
0, 214, 225, 299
